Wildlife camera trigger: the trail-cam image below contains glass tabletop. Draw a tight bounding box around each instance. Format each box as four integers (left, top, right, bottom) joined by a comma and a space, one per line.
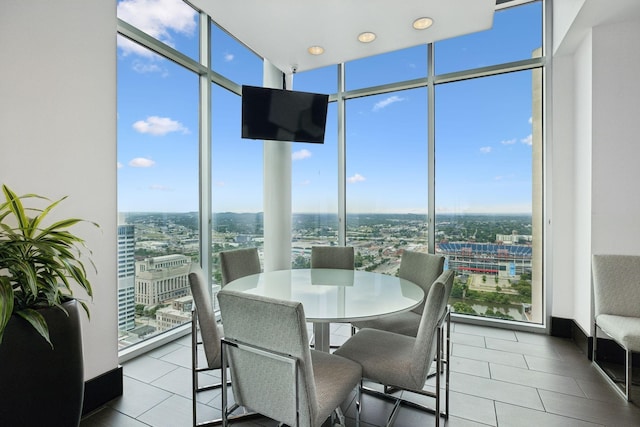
224, 268, 424, 323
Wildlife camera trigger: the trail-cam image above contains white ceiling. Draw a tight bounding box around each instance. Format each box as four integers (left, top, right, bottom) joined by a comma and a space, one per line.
189, 0, 496, 74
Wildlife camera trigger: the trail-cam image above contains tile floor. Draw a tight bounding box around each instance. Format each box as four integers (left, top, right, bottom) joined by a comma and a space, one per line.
81, 322, 640, 426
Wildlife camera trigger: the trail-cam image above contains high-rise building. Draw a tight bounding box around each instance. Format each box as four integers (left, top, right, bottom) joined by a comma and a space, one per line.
135, 254, 191, 306
117, 225, 136, 331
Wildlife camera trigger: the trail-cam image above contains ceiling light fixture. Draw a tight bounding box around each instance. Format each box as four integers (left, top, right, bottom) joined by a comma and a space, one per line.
413, 17, 434, 30
358, 32, 376, 43
307, 45, 324, 55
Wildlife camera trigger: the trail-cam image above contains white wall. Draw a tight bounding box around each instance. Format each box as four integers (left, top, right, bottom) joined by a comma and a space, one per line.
571, 31, 593, 333
591, 19, 640, 257
0, 0, 118, 381
550, 54, 576, 319
552, 14, 640, 334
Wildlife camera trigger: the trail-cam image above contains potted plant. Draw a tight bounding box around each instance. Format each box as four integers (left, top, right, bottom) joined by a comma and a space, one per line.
0, 184, 98, 427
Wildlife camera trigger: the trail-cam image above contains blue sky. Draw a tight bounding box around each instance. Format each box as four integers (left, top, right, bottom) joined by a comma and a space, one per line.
116, 0, 542, 215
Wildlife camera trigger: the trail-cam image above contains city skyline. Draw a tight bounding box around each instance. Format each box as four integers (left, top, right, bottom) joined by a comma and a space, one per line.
116, 0, 541, 215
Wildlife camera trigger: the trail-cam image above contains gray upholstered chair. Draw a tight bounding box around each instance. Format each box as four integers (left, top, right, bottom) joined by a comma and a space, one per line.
351, 250, 445, 337
592, 254, 640, 401
188, 267, 253, 426
311, 245, 355, 270
219, 247, 261, 286
334, 270, 454, 427
218, 289, 362, 427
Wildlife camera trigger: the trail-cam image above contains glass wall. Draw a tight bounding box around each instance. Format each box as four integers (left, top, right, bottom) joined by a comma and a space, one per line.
116, 29, 200, 348
341, 0, 543, 323
434, 70, 541, 322
116, 0, 546, 353
210, 22, 264, 289
290, 67, 340, 268
346, 88, 429, 273
432, 1, 543, 323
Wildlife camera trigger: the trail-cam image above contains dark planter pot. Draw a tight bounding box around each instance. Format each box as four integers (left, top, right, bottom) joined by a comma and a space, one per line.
0, 299, 84, 427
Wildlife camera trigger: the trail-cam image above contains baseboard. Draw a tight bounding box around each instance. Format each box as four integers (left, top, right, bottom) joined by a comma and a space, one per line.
82, 366, 123, 416
550, 316, 591, 358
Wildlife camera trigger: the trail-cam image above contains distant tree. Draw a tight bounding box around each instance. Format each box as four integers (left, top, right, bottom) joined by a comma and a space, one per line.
355, 252, 364, 268
482, 275, 487, 283
292, 255, 310, 269
483, 309, 514, 320
452, 302, 477, 315
496, 285, 502, 292
451, 283, 464, 298
213, 269, 222, 285
135, 304, 145, 316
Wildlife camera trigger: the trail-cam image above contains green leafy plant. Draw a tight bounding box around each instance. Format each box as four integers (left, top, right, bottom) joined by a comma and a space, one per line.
0, 184, 98, 347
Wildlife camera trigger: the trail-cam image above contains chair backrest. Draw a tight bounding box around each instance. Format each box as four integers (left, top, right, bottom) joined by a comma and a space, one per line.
310, 246, 354, 270
592, 254, 640, 317
219, 248, 261, 287
188, 266, 223, 369
410, 269, 453, 388
218, 289, 317, 427
398, 250, 445, 314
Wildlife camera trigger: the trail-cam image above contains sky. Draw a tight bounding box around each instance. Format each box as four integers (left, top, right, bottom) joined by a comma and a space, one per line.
116, 0, 542, 215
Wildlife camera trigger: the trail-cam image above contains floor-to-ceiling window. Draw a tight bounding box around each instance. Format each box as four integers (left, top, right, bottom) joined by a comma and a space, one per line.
434, 70, 541, 322
290, 66, 340, 268
339, 0, 543, 324
209, 23, 264, 289
345, 86, 429, 272
116, 0, 546, 355
116, 0, 202, 349
433, 0, 543, 323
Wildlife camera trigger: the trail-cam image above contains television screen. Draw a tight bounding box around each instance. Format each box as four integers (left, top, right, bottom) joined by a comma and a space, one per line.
241, 85, 329, 143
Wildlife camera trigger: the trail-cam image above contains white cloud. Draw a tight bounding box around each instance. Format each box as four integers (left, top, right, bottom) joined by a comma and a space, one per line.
129, 157, 156, 167
117, 162, 124, 169
373, 95, 405, 112
132, 60, 166, 75
521, 134, 533, 146
528, 116, 533, 124
292, 149, 312, 161
214, 181, 226, 187
117, 37, 156, 59
224, 53, 235, 62
133, 116, 188, 136
149, 184, 172, 191
480, 146, 492, 153
348, 173, 366, 184
501, 139, 517, 145
117, 0, 196, 57
300, 180, 311, 186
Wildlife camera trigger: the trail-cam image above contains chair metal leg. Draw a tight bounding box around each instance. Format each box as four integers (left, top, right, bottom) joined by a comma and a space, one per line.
592, 321, 635, 402
626, 349, 632, 401
356, 381, 361, 427
445, 310, 450, 416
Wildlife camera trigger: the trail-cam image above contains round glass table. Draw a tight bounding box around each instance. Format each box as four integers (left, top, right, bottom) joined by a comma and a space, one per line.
224, 268, 424, 352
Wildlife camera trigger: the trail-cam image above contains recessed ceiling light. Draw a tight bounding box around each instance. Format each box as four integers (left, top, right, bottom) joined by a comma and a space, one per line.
308, 45, 324, 55
413, 17, 434, 30
358, 32, 376, 43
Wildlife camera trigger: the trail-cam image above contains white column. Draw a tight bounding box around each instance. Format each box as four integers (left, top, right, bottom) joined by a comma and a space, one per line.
263, 60, 292, 272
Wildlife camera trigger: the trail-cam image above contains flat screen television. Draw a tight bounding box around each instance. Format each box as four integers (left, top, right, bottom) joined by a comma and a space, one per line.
241, 85, 329, 144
